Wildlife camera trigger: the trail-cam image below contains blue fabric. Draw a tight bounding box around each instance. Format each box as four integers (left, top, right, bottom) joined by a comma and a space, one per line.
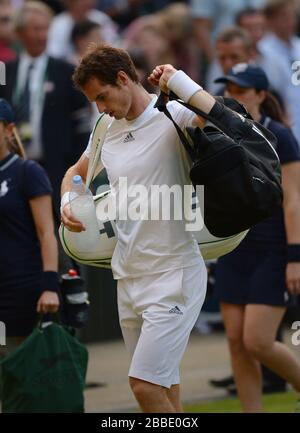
215, 117, 300, 306
0, 154, 52, 336
242, 116, 300, 247
215, 64, 270, 91
215, 245, 292, 306
0, 99, 15, 123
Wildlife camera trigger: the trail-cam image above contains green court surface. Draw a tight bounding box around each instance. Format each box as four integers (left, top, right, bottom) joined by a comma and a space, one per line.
184, 391, 299, 413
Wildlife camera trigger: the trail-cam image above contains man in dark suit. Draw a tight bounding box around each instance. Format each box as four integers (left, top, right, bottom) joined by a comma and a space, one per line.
0, 1, 91, 208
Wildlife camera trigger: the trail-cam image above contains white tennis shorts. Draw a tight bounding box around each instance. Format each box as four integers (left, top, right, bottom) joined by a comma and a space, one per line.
117, 261, 207, 388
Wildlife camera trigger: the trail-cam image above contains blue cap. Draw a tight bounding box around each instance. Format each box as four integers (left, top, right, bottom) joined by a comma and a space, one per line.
73, 175, 82, 184
0, 99, 15, 123
215, 63, 269, 91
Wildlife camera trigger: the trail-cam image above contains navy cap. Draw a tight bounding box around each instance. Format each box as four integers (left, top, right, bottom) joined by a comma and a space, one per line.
215, 63, 269, 91
0, 99, 15, 123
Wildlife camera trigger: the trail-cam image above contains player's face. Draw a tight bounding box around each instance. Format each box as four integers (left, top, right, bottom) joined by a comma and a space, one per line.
82, 75, 132, 120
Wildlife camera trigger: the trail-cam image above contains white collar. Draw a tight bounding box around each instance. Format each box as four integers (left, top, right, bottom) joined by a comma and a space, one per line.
121, 95, 158, 128
0, 154, 18, 172
20, 51, 48, 68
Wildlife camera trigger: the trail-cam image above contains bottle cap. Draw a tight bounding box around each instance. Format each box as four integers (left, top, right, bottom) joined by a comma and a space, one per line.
73, 175, 82, 184
68, 269, 78, 277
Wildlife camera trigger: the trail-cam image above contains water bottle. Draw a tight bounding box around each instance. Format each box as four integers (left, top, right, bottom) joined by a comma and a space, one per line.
60, 269, 90, 329
69, 175, 100, 251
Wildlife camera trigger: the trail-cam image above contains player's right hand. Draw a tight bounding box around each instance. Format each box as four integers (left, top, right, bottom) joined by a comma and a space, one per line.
148, 64, 178, 93
61, 203, 85, 232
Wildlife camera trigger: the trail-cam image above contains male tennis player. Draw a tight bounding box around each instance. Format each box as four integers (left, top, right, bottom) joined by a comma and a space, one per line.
60, 44, 216, 412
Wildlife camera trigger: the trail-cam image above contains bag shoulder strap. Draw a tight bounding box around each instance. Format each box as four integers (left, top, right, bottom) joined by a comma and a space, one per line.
155, 91, 225, 129
154, 93, 196, 160
155, 91, 239, 161
155, 91, 251, 146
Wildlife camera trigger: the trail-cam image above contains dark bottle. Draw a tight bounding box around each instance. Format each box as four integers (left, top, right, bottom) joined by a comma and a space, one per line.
60, 269, 90, 328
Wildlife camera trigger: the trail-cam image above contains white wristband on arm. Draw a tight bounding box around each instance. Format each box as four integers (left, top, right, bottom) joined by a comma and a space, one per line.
60, 192, 70, 212
167, 70, 203, 103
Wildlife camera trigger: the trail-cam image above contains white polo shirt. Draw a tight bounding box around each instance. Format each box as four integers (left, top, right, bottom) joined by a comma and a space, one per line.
85, 96, 203, 279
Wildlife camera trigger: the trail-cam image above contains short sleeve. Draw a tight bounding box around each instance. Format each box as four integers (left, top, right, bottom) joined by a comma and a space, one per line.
168, 101, 197, 131
270, 121, 300, 165
23, 160, 52, 199
190, 0, 216, 19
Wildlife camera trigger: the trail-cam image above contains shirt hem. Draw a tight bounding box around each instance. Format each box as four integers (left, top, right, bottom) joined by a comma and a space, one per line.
112, 257, 204, 280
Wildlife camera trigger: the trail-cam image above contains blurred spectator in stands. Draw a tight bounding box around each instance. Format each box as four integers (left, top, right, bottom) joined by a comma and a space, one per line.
259, 0, 300, 144
97, 0, 140, 29
127, 47, 155, 92
208, 24, 288, 114
10, 0, 23, 7
156, 3, 200, 81
129, 0, 188, 15
207, 27, 255, 93
43, 1, 64, 14
70, 21, 104, 126
123, 14, 174, 71
47, 0, 119, 60
236, 8, 287, 111
123, 3, 200, 80
216, 27, 254, 76
190, 0, 266, 66
0, 1, 91, 209
236, 7, 266, 46
296, 0, 300, 36
0, 0, 17, 63
70, 19, 103, 64
96, 0, 181, 30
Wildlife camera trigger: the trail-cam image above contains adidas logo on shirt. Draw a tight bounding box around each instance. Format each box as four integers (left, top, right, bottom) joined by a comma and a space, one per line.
123, 132, 135, 142
169, 306, 183, 315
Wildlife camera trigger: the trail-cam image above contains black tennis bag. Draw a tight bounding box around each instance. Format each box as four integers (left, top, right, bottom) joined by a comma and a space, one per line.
155, 92, 283, 238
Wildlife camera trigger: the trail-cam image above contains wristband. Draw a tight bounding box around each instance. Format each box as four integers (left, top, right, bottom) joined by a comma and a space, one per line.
60, 191, 70, 212
43, 271, 60, 293
167, 70, 203, 103
287, 244, 300, 262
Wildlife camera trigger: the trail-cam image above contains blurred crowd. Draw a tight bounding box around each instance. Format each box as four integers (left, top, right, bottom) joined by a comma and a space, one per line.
1, 0, 300, 411
0, 0, 300, 203
1, 0, 300, 206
